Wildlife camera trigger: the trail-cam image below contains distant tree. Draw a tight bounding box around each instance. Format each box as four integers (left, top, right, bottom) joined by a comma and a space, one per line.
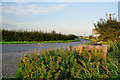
51, 30, 56, 34
68, 34, 78, 40
89, 35, 93, 40
94, 14, 120, 41
79, 36, 83, 38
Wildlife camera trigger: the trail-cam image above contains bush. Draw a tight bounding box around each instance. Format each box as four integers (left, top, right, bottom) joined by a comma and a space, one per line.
89, 35, 93, 40
16, 45, 119, 79
97, 36, 102, 41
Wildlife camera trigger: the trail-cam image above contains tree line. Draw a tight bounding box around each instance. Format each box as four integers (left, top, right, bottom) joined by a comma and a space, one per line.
2, 30, 77, 41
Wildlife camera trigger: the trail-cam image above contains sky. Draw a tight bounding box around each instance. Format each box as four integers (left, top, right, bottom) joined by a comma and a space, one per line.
1, 2, 118, 36
1, 0, 120, 2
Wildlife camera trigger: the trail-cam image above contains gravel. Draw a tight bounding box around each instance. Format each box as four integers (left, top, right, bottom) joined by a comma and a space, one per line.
2, 50, 34, 78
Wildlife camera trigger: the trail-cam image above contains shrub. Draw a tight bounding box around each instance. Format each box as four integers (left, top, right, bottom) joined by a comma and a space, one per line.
89, 35, 93, 40
17, 45, 119, 79
98, 36, 102, 41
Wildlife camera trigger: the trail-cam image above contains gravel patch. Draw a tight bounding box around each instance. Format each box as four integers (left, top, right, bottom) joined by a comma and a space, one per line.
2, 50, 34, 78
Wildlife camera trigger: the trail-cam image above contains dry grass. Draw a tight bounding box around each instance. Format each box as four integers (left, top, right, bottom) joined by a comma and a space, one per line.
76, 44, 109, 59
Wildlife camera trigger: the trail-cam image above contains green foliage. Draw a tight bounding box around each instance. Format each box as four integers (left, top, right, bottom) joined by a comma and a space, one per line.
94, 14, 120, 41
17, 45, 119, 79
107, 41, 120, 78
97, 36, 102, 41
108, 41, 120, 65
89, 35, 94, 40
2, 30, 77, 41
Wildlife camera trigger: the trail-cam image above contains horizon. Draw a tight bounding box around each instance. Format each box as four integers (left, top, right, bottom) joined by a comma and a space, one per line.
1, 2, 118, 36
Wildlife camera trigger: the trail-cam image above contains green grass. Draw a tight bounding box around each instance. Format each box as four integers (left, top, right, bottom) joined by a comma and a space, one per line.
0, 39, 80, 44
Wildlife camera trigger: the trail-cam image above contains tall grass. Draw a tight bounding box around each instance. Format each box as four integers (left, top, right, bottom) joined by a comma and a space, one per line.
107, 41, 120, 77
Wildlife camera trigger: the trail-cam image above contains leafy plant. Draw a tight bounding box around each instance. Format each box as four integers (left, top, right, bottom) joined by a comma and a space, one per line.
16, 44, 120, 79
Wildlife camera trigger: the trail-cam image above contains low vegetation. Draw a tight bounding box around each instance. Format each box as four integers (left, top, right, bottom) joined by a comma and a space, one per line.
16, 41, 120, 79
1, 38, 80, 44
79, 36, 93, 41
108, 41, 120, 64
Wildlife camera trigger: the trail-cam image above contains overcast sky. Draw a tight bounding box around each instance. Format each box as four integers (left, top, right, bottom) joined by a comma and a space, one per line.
1, 2, 118, 36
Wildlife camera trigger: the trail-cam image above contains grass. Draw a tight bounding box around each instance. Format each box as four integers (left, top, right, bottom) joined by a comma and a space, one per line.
0, 39, 80, 44
79, 36, 93, 41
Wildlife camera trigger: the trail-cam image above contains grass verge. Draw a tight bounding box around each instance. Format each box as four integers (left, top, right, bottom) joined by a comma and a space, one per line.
0, 39, 80, 44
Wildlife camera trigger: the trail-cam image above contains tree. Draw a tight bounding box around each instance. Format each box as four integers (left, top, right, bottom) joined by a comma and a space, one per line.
89, 35, 93, 40
94, 14, 120, 41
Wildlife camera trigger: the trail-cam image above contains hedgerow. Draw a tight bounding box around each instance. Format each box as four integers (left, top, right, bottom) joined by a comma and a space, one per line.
2, 30, 77, 41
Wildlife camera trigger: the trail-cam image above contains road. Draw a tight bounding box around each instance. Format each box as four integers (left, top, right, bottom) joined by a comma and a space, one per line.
2, 38, 91, 78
